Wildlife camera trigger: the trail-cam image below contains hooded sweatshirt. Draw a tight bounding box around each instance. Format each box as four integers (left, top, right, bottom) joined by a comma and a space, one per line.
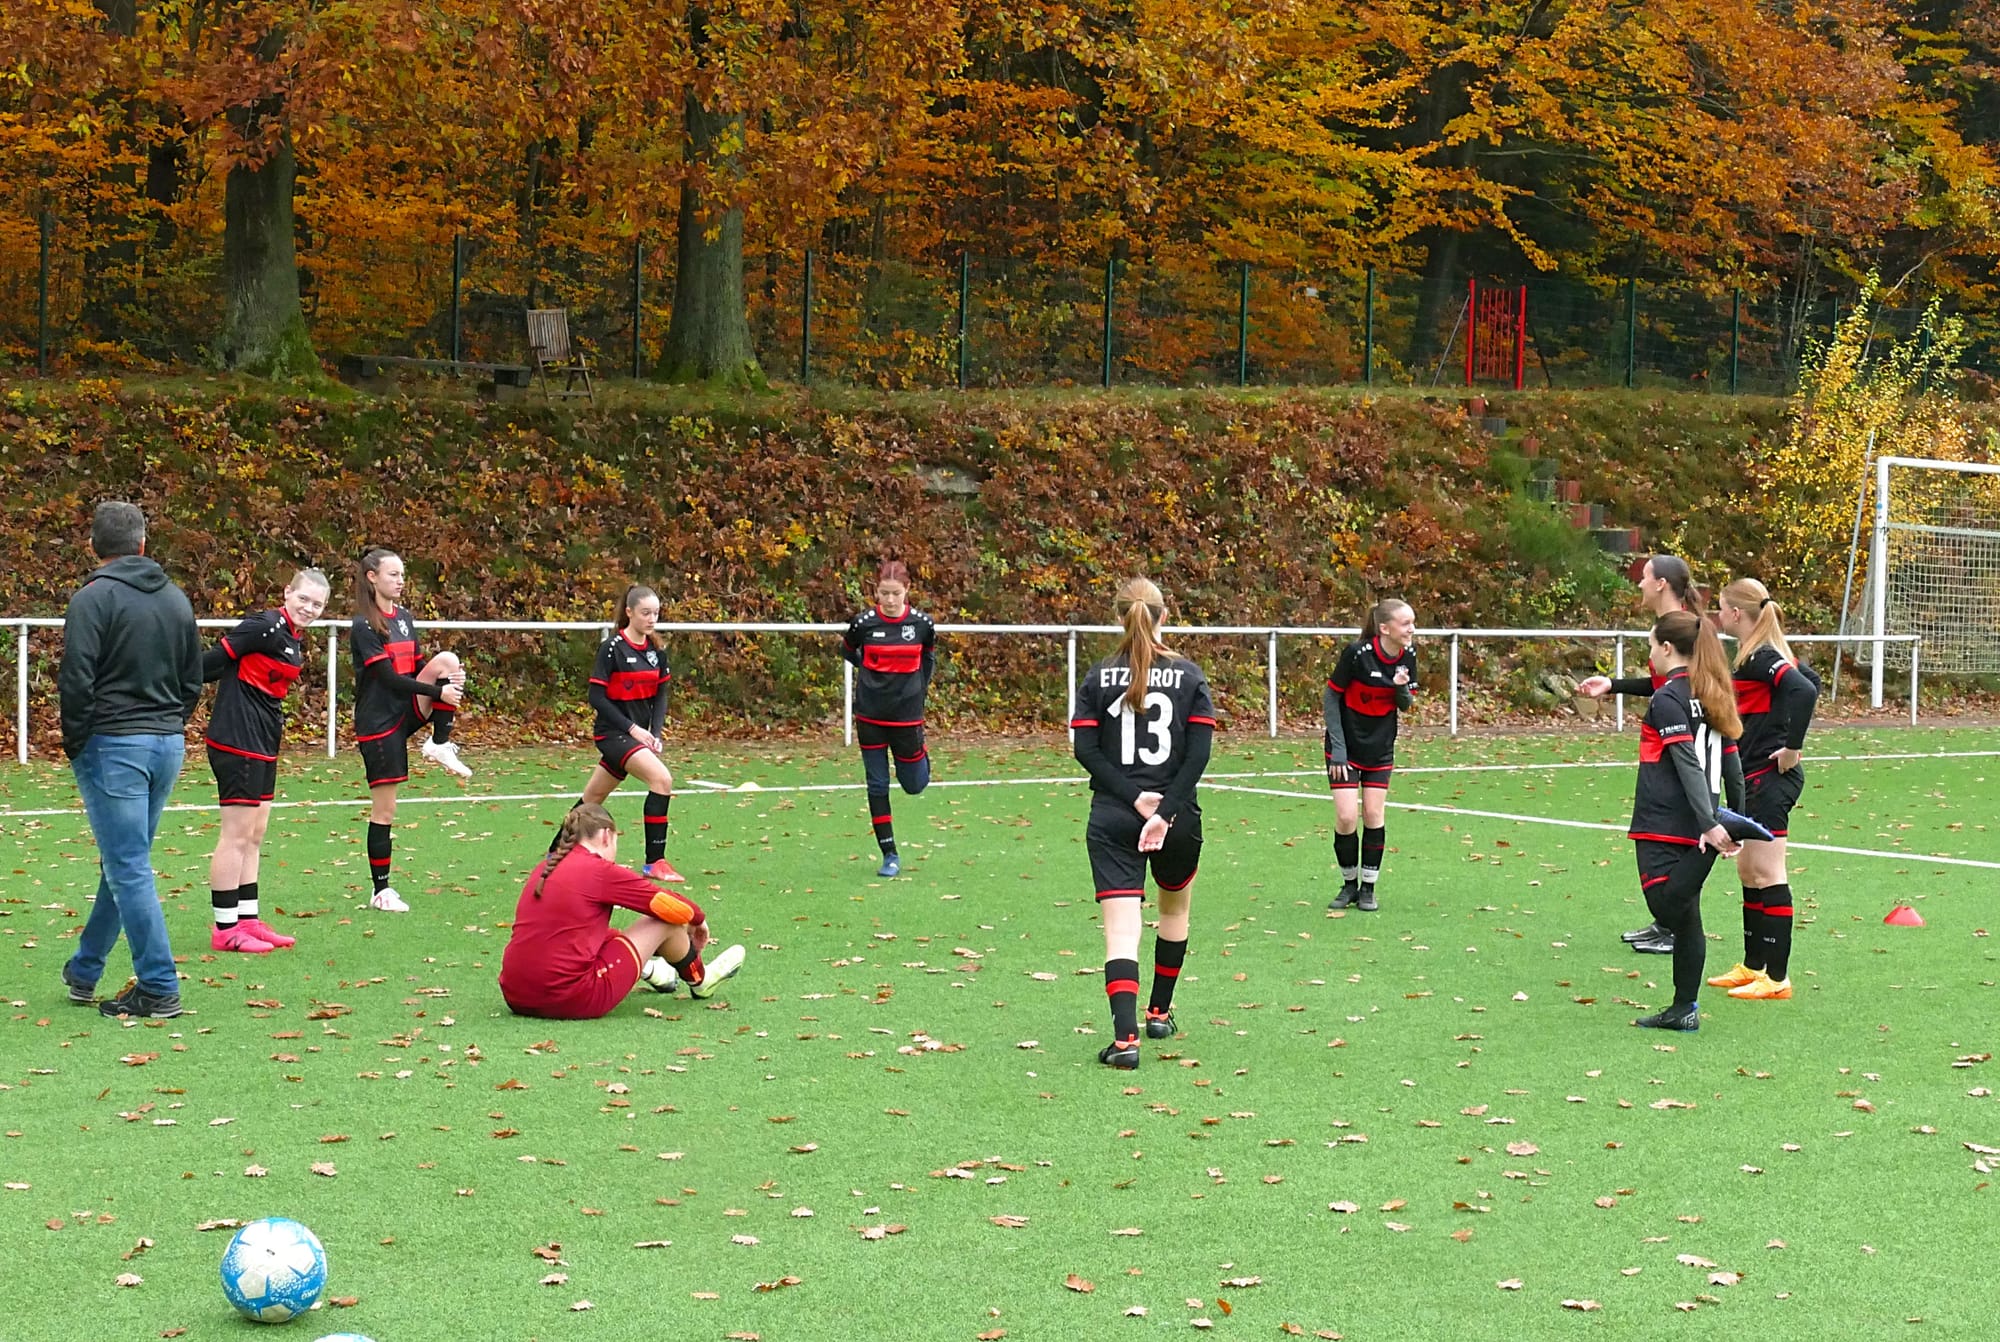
59, 555, 204, 758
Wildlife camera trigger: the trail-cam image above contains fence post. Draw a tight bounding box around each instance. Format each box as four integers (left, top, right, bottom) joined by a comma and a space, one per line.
15, 623, 27, 763
957, 250, 970, 391
800, 249, 814, 384
450, 233, 464, 364
1624, 277, 1637, 389
1910, 639, 1920, 725
1613, 638, 1625, 732
1363, 265, 1375, 386
37, 210, 53, 377
1448, 634, 1460, 737
325, 628, 338, 758
1067, 629, 1079, 739
1101, 257, 1116, 389
842, 658, 853, 746
1266, 629, 1278, 737
1237, 262, 1251, 389
630, 238, 644, 379
1729, 287, 1741, 394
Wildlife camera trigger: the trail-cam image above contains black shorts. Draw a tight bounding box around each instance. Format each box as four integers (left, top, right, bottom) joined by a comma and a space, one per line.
357, 711, 427, 787
856, 720, 927, 759
595, 731, 651, 779
1330, 759, 1394, 792
1744, 764, 1804, 839
1086, 797, 1203, 900
1634, 837, 1720, 931
208, 743, 277, 806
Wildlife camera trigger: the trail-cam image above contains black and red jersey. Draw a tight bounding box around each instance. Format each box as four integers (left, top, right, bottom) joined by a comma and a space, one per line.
1326, 636, 1416, 763
1732, 645, 1819, 776
205, 609, 307, 759
1070, 654, 1217, 801
351, 605, 422, 742
1629, 670, 1737, 845
589, 632, 671, 740
842, 606, 936, 726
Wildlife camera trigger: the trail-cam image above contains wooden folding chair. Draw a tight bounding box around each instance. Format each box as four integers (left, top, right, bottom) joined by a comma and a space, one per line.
525, 308, 596, 402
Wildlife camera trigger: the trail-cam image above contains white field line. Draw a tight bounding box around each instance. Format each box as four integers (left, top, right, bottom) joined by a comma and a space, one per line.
1201, 782, 2000, 872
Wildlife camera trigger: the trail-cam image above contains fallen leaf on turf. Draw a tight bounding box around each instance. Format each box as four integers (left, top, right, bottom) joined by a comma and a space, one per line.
1595, 1196, 1617, 1208
243, 1165, 267, 1178
1621, 1267, 1641, 1277
1709, 1272, 1742, 1287
1497, 1280, 1523, 1291
991, 1215, 1029, 1229
1561, 1299, 1600, 1312
725, 1334, 759, 1341
1221, 1276, 1261, 1288
532, 1243, 564, 1261
977, 1331, 1006, 1340
540, 1274, 567, 1286
1505, 1141, 1539, 1156
731, 1235, 760, 1246
633, 1240, 673, 1249
754, 1276, 802, 1292
195, 1220, 242, 1232
120, 1053, 158, 1067
1674, 1302, 1698, 1312
1767, 1239, 1787, 1250
1110, 1227, 1143, 1236
160, 1331, 186, 1338
1384, 1222, 1411, 1233
1379, 1199, 1406, 1211
1262, 1175, 1283, 1185
790, 1143, 818, 1154
1451, 1229, 1474, 1243
310, 1162, 337, 1177
1677, 1255, 1717, 1268
1064, 1273, 1095, 1293
570, 1300, 593, 1311
1126, 1306, 1149, 1317
856, 1224, 907, 1240
115, 1273, 143, 1288
1328, 1201, 1358, 1214
1218, 1298, 1234, 1315
122, 1238, 154, 1260
327, 1296, 359, 1308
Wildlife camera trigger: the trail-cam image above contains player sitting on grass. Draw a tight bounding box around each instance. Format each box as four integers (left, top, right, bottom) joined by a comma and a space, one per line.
499, 804, 744, 1020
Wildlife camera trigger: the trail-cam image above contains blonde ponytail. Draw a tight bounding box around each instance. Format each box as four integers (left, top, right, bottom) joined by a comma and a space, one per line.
1720, 577, 1795, 668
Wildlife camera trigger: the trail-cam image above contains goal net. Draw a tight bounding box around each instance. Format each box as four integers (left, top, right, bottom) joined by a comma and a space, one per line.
1847, 455, 2000, 678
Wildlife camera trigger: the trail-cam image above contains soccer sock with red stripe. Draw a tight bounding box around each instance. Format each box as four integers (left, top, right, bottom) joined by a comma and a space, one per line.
1333, 829, 1359, 880
1104, 957, 1140, 1044
367, 822, 393, 893
644, 792, 671, 864
429, 701, 456, 745
1361, 825, 1386, 886
1758, 883, 1794, 979
670, 948, 705, 987
238, 880, 259, 919
868, 789, 896, 854
1740, 886, 1768, 970
1149, 938, 1187, 1015
212, 887, 239, 929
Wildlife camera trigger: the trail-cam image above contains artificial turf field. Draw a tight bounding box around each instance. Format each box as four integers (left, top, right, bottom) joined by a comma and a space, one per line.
2, 726, 1997, 1341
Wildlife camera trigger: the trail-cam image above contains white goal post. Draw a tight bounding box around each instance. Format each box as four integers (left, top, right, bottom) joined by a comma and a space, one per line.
1853, 454, 2000, 706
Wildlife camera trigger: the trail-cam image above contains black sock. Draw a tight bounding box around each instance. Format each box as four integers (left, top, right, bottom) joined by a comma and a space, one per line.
644, 792, 671, 864
869, 789, 895, 853
239, 880, 260, 919
1105, 957, 1140, 1044
1760, 883, 1795, 980
212, 886, 239, 929
1670, 917, 1706, 1009
670, 946, 704, 987
1149, 938, 1187, 1015
429, 703, 455, 745
368, 822, 393, 893
1334, 829, 1359, 879
1361, 825, 1386, 886
1740, 886, 1767, 970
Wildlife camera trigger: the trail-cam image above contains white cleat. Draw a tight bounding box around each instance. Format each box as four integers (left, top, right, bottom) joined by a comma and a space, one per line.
421, 739, 473, 779
688, 944, 746, 999
369, 886, 411, 913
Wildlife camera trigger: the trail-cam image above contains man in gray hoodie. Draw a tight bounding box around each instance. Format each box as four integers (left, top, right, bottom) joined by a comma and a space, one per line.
58, 501, 204, 1019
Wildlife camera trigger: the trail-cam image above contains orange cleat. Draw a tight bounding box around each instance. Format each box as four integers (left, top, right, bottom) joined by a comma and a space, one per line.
1727, 974, 1793, 1001
1706, 962, 1761, 989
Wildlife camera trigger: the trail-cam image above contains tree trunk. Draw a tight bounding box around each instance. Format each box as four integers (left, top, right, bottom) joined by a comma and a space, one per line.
655, 92, 762, 387
217, 130, 317, 379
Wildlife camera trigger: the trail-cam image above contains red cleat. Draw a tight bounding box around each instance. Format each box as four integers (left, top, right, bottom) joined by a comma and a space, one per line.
643, 859, 687, 883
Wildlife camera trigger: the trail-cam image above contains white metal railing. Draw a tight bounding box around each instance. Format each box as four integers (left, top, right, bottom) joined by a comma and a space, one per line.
6, 618, 1925, 764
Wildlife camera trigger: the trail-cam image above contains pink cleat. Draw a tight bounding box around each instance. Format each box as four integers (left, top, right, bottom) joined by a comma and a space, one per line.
211, 924, 276, 954
643, 859, 687, 883
237, 918, 296, 949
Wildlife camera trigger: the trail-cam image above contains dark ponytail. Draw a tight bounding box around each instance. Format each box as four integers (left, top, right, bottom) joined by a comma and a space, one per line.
1649, 555, 1703, 615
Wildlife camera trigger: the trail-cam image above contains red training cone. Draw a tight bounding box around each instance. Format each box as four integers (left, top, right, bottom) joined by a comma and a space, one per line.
1883, 905, 1925, 928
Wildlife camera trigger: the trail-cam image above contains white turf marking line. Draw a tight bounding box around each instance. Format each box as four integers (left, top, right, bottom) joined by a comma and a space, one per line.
1200, 781, 2000, 872
682, 779, 735, 791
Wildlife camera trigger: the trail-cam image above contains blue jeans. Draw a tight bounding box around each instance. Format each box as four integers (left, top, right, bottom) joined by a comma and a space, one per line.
64, 733, 185, 995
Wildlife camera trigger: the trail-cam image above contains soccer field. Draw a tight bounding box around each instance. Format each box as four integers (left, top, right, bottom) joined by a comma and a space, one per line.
3, 727, 1997, 1341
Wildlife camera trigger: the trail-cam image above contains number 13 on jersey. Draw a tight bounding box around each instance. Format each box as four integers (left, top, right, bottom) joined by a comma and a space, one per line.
1106, 691, 1174, 765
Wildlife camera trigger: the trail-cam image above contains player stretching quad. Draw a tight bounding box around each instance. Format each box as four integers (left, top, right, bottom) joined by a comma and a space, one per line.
549, 584, 683, 882
351, 547, 470, 913
1070, 577, 1216, 1070
200, 567, 329, 952
840, 560, 936, 878
1707, 578, 1820, 1003
1324, 599, 1417, 912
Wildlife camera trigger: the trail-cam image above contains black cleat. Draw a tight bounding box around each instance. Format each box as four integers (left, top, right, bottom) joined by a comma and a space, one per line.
1622, 921, 1666, 944
1329, 880, 1361, 910
1631, 932, 1677, 955
1356, 884, 1379, 912
1098, 1039, 1140, 1070
1144, 1009, 1177, 1040
1632, 1005, 1700, 1032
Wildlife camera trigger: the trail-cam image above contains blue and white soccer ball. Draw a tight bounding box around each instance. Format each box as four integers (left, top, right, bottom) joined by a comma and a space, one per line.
219, 1216, 327, 1322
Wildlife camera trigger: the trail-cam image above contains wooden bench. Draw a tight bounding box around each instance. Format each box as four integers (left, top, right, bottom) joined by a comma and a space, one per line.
337, 353, 534, 401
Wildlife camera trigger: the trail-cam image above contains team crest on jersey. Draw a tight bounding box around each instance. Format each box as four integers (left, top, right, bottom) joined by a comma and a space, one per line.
901, 626, 916, 641
645, 650, 659, 666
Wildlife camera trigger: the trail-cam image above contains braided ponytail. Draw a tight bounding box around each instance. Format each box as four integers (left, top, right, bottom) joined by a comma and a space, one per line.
531, 803, 618, 898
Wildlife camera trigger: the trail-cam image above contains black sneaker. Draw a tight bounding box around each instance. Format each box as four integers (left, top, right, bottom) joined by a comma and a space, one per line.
1622, 921, 1665, 944
61, 967, 97, 1006
1632, 1005, 1699, 1032
1097, 1039, 1140, 1070
1144, 1009, 1177, 1040
1328, 880, 1361, 910
1631, 932, 1676, 955
98, 986, 182, 1020
1356, 884, 1379, 912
